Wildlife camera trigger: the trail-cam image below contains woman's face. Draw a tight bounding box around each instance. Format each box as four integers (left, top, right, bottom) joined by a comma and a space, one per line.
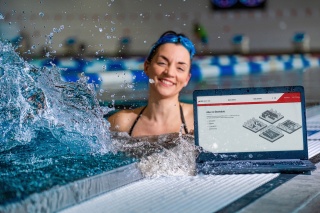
144, 43, 191, 99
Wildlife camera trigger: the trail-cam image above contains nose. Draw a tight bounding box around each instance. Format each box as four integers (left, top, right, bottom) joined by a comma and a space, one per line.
165, 64, 175, 77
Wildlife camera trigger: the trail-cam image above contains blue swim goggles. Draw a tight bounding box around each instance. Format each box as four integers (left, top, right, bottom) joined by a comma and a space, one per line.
147, 33, 196, 61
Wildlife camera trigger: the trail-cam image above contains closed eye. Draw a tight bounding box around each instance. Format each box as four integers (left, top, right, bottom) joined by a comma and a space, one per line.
157, 61, 167, 66
177, 63, 188, 72
177, 67, 185, 71
157, 55, 169, 66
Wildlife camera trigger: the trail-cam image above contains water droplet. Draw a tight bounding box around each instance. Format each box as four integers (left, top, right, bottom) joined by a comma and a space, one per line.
99, 28, 103, 32
212, 143, 218, 149
31, 45, 36, 49
39, 12, 44, 17
0, 13, 4, 19
149, 79, 155, 84
60, 25, 64, 30
111, 27, 115, 32
59, 44, 63, 47
248, 154, 253, 158
144, 41, 147, 44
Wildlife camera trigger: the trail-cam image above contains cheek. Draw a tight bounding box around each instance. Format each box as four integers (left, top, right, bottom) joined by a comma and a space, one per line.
151, 67, 164, 78
178, 74, 190, 86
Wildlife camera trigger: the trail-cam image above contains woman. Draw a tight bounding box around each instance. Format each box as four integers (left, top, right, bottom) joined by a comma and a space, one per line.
108, 31, 196, 137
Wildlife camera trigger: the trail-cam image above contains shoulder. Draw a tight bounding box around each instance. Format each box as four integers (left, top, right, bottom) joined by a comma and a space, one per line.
107, 106, 145, 132
181, 103, 193, 116
180, 102, 194, 133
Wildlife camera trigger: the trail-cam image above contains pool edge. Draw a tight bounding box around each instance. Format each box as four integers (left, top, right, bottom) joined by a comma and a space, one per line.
0, 162, 143, 213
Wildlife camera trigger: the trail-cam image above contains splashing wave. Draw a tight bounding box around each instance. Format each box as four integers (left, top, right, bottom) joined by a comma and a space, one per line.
0, 41, 113, 154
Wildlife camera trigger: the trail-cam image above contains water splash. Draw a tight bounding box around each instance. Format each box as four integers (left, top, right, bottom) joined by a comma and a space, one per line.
0, 41, 113, 153
112, 132, 199, 177
0, 41, 141, 207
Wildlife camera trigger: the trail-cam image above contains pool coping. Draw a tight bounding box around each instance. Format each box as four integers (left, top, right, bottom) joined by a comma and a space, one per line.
0, 162, 143, 213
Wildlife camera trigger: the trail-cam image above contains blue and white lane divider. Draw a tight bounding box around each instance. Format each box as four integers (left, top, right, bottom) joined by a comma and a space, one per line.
29, 54, 320, 85
30, 54, 319, 69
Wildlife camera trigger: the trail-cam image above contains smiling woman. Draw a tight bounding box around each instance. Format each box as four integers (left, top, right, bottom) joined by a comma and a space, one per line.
108, 31, 196, 137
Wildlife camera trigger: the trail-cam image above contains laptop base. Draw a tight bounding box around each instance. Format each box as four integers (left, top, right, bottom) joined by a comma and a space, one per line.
196, 160, 316, 175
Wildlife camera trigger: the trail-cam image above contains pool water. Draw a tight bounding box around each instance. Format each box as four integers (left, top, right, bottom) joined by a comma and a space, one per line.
0, 131, 136, 206
0, 41, 137, 207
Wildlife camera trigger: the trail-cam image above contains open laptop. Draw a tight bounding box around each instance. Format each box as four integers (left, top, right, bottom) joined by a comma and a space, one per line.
193, 86, 316, 175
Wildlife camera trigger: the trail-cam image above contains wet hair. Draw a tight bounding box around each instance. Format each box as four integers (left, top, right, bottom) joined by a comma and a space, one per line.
146, 30, 196, 63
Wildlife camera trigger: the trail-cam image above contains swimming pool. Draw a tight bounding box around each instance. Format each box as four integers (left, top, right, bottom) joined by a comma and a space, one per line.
1, 39, 320, 212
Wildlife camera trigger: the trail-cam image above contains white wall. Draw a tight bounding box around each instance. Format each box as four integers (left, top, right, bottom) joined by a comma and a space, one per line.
1, 0, 320, 56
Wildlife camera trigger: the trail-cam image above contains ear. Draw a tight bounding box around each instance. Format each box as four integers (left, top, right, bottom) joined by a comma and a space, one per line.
144, 61, 150, 77
184, 73, 191, 87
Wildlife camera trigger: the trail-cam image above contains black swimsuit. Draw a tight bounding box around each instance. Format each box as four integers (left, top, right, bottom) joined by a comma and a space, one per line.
128, 105, 189, 136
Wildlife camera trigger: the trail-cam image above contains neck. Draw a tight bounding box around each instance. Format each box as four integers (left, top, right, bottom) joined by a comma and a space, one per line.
148, 87, 180, 106
146, 98, 180, 121
148, 94, 180, 108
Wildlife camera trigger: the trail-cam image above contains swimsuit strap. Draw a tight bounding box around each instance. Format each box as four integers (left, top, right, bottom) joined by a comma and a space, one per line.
180, 104, 189, 134
128, 106, 147, 136
128, 104, 189, 136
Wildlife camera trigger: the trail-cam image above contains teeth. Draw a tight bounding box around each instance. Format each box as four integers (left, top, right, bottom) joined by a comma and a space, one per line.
161, 79, 173, 85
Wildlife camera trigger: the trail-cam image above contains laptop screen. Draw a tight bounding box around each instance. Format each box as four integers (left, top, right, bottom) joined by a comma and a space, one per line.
194, 87, 306, 156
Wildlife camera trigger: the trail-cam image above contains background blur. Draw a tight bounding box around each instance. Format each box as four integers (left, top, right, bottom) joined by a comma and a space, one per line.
1, 0, 319, 108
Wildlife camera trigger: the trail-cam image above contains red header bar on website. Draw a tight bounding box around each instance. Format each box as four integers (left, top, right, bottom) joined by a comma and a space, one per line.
197, 92, 301, 106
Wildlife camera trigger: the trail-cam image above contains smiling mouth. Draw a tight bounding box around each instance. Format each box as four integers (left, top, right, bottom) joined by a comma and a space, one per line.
160, 79, 175, 86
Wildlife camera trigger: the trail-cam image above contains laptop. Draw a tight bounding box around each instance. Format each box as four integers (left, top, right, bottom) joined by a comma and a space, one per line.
193, 86, 316, 175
